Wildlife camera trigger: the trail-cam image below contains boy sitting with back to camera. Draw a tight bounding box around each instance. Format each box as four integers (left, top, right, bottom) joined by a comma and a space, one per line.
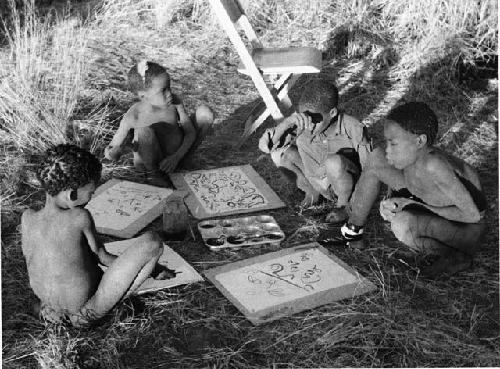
105, 61, 214, 183
259, 79, 372, 223
21, 144, 175, 326
334, 102, 486, 276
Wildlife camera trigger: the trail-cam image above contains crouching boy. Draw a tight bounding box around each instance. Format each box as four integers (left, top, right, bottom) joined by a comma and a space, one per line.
342, 102, 486, 276
259, 79, 372, 223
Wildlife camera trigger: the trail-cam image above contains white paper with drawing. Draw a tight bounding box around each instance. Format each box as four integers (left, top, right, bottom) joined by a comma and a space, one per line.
103, 239, 203, 294
86, 180, 173, 235
215, 248, 358, 312
170, 165, 285, 219
183, 167, 268, 214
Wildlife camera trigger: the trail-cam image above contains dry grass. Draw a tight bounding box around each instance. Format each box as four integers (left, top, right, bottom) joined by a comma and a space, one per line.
0, 0, 89, 154
1, 0, 499, 368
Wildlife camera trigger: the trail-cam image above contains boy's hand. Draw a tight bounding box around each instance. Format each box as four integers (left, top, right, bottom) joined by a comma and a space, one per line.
151, 264, 177, 280
159, 154, 180, 173
104, 145, 122, 161
292, 113, 314, 135
380, 198, 414, 220
258, 129, 274, 153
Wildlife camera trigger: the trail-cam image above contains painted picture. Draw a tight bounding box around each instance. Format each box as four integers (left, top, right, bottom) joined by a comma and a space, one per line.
205, 243, 376, 324
170, 165, 285, 219
86, 179, 174, 238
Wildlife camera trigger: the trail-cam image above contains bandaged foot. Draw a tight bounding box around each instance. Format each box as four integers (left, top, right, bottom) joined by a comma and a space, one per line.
317, 222, 364, 247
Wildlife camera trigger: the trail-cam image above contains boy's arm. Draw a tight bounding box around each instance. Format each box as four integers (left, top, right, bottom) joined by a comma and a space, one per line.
20, 211, 32, 262
272, 114, 302, 144
104, 108, 134, 161
80, 209, 117, 266
159, 98, 196, 173
345, 116, 372, 169
391, 156, 482, 223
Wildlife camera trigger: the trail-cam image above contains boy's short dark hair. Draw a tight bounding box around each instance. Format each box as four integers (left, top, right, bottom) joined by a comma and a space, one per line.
38, 144, 102, 196
128, 61, 170, 93
386, 102, 438, 145
299, 79, 339, 112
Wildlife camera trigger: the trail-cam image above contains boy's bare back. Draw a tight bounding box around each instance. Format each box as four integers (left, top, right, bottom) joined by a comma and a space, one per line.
404, 148, 482, 212
21, 207, 102, 313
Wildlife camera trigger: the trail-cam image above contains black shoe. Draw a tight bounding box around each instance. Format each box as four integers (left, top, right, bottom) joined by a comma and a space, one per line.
317, 226, 363, 247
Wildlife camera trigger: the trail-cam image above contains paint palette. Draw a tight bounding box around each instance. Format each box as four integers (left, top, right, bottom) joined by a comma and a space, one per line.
197, 215, 285, 251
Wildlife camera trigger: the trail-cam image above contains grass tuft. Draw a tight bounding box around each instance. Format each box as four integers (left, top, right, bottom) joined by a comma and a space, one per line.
0, 0, 89, 154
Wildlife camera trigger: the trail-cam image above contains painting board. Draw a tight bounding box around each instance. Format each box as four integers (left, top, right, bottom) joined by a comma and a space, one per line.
170, 165, 285, 219
204, 242, 376, 325
102, 239, 204, 294
86, 179, 174, 238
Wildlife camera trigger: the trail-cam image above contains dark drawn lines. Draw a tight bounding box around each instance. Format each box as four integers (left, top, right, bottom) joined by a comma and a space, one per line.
185, 168, 268, 213
90, 186, 164, 220
245, 252, 323, 296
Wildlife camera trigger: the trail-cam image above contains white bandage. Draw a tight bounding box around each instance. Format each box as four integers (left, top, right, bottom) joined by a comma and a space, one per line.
341, 223, 364, 240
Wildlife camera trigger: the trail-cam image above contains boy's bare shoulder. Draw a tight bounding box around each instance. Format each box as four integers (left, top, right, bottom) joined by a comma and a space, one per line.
421, 149, 458, 175
49, 207, 93, 230
69, 207, 93, 225
123, 102, 142, 125
342, 113, 362, 124
21, 208, 35, 228
21, 207, 35, 219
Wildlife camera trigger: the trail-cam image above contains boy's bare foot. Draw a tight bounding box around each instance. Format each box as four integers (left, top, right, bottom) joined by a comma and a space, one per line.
325, 206, 348, 224
147, 172, 174, 188
301, 191, 320, 207
421, 251, 473, 278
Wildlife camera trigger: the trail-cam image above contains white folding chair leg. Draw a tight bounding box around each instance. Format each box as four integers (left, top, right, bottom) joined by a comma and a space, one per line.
273, 73, 293, 92
237, 73, 302, 148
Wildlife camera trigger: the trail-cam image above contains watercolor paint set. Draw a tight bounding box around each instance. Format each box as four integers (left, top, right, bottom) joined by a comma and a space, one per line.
197, 215, 285, 250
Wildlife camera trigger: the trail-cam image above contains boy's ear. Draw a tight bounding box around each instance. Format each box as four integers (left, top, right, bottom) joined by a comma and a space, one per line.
69, 189, 78, 201
416, 134, 428, 148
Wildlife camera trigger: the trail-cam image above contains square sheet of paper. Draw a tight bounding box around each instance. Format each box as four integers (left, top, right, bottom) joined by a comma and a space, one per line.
103, 239, 203, 294
170, 165, 285, 219
205, 243, 376, 324
86, 179, 174, 238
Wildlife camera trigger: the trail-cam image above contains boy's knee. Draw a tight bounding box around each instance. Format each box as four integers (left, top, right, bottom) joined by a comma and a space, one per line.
135, 126, 156, 142
195, 105, 214, 127
138, 231, 163, 255
325, 154, 345, 177
270, 147, 296, 169
281, 147, 299, 166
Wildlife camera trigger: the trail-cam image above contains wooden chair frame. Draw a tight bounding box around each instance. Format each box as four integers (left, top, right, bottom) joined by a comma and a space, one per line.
208, 0, 322, 146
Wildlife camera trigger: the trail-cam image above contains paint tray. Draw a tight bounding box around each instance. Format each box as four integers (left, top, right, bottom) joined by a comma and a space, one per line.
197, 215, 285, 251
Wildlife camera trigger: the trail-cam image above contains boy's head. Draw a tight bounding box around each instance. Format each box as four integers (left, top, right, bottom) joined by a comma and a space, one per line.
38, 144, 101, 207
128, 60, 170, 99
297, 79, 339, 132
384, 102, 438, 169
